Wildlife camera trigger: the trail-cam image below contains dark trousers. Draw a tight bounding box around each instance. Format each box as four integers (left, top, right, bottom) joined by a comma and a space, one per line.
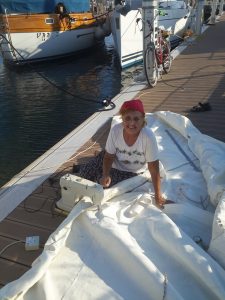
79, 150, 137, 187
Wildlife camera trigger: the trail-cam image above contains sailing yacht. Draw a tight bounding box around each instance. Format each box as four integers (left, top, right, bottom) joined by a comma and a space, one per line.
0, 0, 111, 64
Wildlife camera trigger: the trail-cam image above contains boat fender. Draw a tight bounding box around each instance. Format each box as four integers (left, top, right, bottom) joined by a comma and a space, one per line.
55, 2, 73, 25
102, 18, 112, 36
115, 3, 131, 16
94, 26, 105, 40
94, 19, 111, 40
55, 2, 67, 15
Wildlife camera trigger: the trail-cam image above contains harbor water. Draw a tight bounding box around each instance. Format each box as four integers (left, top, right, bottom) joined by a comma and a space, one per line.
0, 36, 142, 187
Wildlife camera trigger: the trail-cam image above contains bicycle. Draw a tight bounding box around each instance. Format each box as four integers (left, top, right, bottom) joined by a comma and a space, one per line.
140, 13, 172, 87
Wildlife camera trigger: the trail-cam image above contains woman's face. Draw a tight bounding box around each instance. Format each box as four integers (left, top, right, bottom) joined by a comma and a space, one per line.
122, 110, 145, 136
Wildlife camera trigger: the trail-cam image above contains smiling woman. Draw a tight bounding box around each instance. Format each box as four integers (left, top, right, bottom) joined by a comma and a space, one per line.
120, 99, 146, 142
78, 99, 168, 208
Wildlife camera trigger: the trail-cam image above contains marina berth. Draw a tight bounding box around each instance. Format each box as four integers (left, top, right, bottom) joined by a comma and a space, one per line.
0, 8, 225, 300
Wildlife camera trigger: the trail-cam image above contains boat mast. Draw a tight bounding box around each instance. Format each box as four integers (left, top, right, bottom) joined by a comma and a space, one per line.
142, 0, 158, 83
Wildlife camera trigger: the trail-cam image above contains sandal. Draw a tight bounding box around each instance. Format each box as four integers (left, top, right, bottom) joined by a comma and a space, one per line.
199, 102, 212, 110
191, 102, 212, 112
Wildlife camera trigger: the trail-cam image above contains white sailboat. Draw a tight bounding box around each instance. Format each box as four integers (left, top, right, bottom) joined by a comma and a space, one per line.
0, 0, 111, 64
110, 0, 194, 68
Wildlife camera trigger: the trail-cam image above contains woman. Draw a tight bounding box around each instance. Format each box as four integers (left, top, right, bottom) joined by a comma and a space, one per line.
79, 99, 166, 208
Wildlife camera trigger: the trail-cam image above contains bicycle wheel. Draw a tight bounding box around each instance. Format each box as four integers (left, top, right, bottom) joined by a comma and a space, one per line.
162, 41, 172, 74
144, 47, 158, 87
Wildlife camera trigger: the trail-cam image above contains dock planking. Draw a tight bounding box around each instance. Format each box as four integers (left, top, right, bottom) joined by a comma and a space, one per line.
0, 13, 225, 288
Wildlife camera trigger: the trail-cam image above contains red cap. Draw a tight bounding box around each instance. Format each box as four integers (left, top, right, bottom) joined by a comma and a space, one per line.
120, 99, 145, 114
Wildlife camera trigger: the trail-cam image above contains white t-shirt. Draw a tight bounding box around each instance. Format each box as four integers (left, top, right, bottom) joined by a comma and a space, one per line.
105, 123, 159, 173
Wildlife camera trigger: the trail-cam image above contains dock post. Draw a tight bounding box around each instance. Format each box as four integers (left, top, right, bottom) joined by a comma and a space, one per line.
208, 0, 218, 24
142, 0, 158, 83
195, 0, 205, 35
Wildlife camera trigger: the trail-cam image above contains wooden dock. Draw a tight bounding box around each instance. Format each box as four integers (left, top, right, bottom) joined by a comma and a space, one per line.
0, 13, 225, 288
138, 15, 225, 143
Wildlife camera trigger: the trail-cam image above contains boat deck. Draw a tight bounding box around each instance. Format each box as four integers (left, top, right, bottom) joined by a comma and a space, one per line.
1, 13, 225, 288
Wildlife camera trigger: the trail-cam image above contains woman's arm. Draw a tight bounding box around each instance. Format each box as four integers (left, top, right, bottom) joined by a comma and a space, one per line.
100, 151, 115, 187
148, 160, 165, 208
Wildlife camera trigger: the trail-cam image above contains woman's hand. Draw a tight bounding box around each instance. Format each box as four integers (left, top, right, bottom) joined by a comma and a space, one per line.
155, 195, 174, 209
99, 175, 111, 188
155, 195, 166, 209
101, 152, 114, 188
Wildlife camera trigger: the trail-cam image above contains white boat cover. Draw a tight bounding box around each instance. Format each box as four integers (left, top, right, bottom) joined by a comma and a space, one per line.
1, 111, 225, 300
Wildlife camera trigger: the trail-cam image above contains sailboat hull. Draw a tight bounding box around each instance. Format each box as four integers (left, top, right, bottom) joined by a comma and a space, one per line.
0, 13, 109, 63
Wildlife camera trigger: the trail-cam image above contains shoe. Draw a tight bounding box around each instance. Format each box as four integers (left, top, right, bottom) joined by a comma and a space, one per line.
191, 102, 212, 112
